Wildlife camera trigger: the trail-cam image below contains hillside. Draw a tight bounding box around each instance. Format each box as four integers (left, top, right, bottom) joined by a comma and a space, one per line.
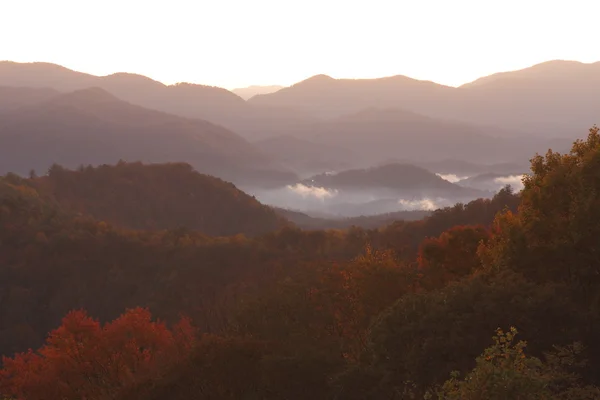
305, 108, 545, 165
30, 162, 288, 236
272, 207, 429, 229
0, 87, 297, 187
0, 86, 59, 111
303, 163, 484, 196
254, 135, 358, 176
452, 60, 600, 137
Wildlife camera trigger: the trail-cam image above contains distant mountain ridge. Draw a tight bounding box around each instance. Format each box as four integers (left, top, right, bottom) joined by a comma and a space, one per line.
249, 60, 600, 138
0, 86, 297, 187
0, 61, 315, 141
1, 59, 597, 172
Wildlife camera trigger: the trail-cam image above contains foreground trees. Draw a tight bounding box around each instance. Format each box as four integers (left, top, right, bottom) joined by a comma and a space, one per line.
2, 127, 600, 398
0, 309, 194, 400
438, 328, 600, 399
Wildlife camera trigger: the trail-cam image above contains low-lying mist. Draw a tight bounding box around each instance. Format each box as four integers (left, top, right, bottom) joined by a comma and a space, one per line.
243, 172, 525, 219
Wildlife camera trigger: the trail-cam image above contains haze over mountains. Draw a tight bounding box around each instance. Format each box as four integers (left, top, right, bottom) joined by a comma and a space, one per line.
249, 60, 600, 138
0, 86, 296, 187
0, 59, 597, 217
232, 85, 284, 100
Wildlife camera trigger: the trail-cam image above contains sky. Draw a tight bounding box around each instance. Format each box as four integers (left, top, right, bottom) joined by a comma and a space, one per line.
2, 0, 599, 89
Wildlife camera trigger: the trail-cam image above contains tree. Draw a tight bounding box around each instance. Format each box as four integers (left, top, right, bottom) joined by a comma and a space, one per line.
337, 274, 584, 397
0, 308, 195, 400
437, 327, 600, 400
480, 126, 600, 291
418, 225, 489, 290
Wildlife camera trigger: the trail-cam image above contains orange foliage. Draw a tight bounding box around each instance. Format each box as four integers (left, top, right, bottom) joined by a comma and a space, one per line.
0, 308, 195, 400
417, 225, 490, 290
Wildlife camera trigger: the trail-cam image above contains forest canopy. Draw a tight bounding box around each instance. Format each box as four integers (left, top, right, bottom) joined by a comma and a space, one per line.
2, 127, 600, 399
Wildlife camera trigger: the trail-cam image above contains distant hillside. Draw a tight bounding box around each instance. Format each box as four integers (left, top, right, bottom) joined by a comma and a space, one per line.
249, 60, 600, 138
305, 108, 545, 165
461, 60, 600, 88
232, 85, 284, 100
0, 62, 315, 141
0, 87, 297, 187
31, 162, 288, 236
0, 86, 59, 111
273, 207, 429, 230
303, 163, 484, 197
248, 74, 453, 119
254, 135, 358, 176
451, 60, 600, 137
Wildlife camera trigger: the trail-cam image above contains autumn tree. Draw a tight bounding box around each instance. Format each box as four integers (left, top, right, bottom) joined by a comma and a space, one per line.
437, 327, 600, 400
334, 274, 584, 398
418, 225, 489, 290
480, 126, 600, 291
0, 308, 195, 400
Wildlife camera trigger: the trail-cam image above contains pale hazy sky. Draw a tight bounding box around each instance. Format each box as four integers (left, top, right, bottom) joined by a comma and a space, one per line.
2, 0, 599, 89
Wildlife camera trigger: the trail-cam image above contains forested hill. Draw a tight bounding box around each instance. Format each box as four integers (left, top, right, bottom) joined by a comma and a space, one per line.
29, 162, 288, 236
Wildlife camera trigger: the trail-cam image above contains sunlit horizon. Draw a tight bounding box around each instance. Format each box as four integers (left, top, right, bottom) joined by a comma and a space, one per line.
2, 0, 599, 89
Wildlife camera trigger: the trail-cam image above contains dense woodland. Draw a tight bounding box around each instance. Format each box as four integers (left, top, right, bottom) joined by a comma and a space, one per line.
2, 127, 600, 398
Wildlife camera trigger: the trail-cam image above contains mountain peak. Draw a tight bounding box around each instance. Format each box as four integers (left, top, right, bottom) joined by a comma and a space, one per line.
295, 74, 335, 86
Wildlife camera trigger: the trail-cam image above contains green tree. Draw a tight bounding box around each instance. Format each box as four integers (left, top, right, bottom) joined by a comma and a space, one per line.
438, 327, 600, 400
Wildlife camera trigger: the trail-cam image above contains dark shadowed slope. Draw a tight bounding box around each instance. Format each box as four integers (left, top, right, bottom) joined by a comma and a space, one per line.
232, 85, 284, 100
31, 162, 288, 236
254, 135, 359, 177
0, 87, 297, 187
0, 86, 60, 111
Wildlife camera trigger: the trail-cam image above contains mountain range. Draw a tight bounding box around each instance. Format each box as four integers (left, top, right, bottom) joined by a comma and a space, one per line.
0, 59, 597, 208
249, 60, 600, 138
0, 86, 296, 187
1, 60, 592, 174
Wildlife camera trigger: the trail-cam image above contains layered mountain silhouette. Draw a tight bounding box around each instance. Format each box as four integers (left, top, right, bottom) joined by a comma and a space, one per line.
232, 85, 284, 100
0, 59, 596, 177
0, 61, 314, 141
249, 73, 454, 119
0, 87, 297, 187
249, 60, 600, 138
